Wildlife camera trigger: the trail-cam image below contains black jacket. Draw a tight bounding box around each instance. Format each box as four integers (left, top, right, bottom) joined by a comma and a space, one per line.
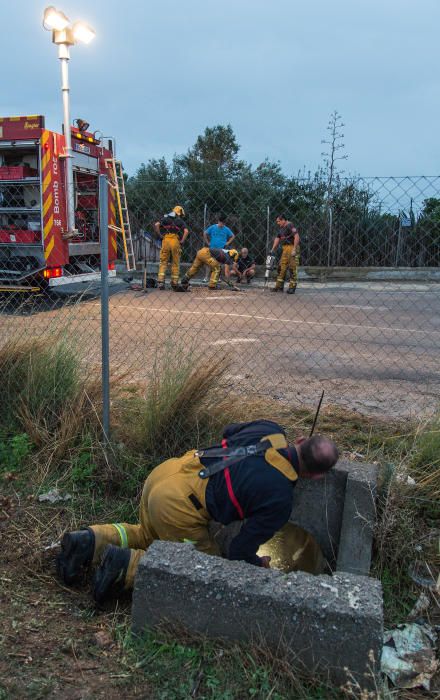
204, 420, 298, 566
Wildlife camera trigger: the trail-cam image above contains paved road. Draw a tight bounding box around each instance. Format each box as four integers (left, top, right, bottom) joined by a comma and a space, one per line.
102, 281, 440, 417
2, 281, 439, 418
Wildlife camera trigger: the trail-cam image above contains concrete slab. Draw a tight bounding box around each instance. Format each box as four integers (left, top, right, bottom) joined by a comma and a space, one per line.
132, 541, 383, 690
337, 463, 378, 576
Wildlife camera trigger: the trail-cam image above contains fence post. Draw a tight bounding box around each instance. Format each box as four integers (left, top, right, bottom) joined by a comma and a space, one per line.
99, 174, 110, 444
395, 217, 402, 267
265, 205, 270, 257
327, 204, 333, 267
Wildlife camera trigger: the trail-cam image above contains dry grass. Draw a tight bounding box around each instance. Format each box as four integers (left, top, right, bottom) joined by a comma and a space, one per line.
117, 339, 231, 466
372, 417, 440, 626
1, 335, 439, 697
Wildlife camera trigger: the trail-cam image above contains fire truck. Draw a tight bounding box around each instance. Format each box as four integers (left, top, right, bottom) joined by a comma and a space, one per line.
0, 114, 133, 292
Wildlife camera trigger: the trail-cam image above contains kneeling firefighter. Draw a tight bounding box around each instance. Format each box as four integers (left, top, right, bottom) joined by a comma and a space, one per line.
57, 420, 339, 603
180, 247, 239, 290
154, 205, 189, 290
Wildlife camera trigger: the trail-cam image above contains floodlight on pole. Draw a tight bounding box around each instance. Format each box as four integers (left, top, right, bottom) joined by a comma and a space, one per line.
43, 6, 70, 31
42, 7, 96, 238
72, 21, 96, 45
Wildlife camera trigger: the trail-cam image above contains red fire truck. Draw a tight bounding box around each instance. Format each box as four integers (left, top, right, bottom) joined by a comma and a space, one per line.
0, 114, 120, 292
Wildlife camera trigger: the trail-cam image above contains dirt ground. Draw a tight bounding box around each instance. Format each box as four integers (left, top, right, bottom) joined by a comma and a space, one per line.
0, 497, 153, 700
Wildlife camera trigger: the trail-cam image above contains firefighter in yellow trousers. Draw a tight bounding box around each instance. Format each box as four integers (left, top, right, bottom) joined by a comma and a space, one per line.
56, 420, 339, 604
270, 214, 300, 294
154, 205, 189, 290
180, 247, 239, 290
58, 449, 218, 601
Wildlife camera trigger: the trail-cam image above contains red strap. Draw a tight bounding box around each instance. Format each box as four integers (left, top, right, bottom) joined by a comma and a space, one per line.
224, 467, 244, 520
222, 438, 244, 520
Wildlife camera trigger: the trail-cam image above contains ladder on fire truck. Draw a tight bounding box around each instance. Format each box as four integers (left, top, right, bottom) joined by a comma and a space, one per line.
106, 159, 136, 271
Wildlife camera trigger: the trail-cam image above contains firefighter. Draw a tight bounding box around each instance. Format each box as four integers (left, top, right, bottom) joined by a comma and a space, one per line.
270, 215, 300, 294
57, 420, 339, 603
154, 205, 189, 290
180, 247, 239, 290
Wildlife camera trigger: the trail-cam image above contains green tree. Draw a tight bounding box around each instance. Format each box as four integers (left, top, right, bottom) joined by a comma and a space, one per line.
174, 125, 248, 179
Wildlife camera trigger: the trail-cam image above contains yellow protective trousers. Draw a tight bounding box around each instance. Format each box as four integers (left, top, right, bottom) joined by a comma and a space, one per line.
89, 450, 218, 589
158, 234, 181, 284
276, 244, 300, 289
187, 247, 221, 288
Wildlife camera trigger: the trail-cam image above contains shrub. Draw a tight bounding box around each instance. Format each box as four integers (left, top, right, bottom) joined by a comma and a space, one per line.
118, 340, 230, 468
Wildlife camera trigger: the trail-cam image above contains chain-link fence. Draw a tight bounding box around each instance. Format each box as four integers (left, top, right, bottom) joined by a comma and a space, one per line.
1, 173, 440, 431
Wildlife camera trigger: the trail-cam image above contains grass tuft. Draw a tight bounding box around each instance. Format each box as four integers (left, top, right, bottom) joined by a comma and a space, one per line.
116, 621, 346, 700
372, 416, 440, 624
118, 340, 231, 468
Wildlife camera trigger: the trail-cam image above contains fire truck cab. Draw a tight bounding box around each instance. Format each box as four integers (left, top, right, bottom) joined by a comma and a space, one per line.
0, 115, 118, 291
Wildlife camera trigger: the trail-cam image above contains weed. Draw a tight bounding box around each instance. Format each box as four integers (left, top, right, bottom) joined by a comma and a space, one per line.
0, 432, 32, 472
69, 434, 96, 487
372, 416, 440, 624
116, 623, 345, 700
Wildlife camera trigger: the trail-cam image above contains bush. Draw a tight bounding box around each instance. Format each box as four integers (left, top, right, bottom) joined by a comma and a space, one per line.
0, 338, 105, 476
372, 416, 440, 623
0, 339, 79, 434
119, 340, 230, 469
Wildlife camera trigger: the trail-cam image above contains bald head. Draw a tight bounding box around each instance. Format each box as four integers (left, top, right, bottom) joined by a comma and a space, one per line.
296, 435, 339, 475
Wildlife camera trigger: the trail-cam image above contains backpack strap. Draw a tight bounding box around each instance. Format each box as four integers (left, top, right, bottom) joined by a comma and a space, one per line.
196, 441, 270, 478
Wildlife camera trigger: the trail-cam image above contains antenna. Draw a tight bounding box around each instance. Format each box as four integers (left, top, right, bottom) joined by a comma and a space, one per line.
309, 390, 325, 437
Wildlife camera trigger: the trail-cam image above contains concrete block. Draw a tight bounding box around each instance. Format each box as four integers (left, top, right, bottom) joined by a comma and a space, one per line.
337, 463, 378, 576
210, 460, 378, 573
289, 462, 348, 567
132, 541, 383, 690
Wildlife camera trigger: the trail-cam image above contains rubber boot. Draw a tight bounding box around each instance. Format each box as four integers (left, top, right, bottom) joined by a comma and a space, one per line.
180, 275, 190, 290
271, 285, 284, 292
56, 529, 95, 585
287, 285, 297, 295
93, 545, 130, 604
158, 281, 165, 290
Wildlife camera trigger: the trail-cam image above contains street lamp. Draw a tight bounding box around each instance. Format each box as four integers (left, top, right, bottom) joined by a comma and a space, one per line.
42, 6, 96, 238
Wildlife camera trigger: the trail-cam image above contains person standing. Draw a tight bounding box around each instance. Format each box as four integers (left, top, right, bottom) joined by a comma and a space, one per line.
270, 215, 300, 294
154, 205, 188, 290
204, 215, 235, 282
232, 247, 256, 284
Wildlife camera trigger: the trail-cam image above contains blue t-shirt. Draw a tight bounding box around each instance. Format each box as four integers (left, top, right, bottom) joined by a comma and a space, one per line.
206, 224, 233, 248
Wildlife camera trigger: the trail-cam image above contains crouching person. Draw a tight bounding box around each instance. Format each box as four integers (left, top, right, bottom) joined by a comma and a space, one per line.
232, 247, 256, 284
180, 247, 239, 290
57, 420, 339, 603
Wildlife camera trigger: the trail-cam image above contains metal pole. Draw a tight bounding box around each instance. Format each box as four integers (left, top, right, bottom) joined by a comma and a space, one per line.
58, 43, 77, 236
265, 205, 270, 256
395, 213, 402, 267
327, 204, 333, 267
99, 174, 110, 443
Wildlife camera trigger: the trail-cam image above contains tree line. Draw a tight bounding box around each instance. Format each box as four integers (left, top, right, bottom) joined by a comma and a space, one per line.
125, 124, 440, 267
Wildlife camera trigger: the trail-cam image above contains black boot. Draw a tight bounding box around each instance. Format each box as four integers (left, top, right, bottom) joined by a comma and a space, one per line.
56, 529, 95, 585
157, 281, 165, 290
93, 545, 130, 604
180, 275, 190, 290
287, 285, 297, 295
271, 285, 283, 292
